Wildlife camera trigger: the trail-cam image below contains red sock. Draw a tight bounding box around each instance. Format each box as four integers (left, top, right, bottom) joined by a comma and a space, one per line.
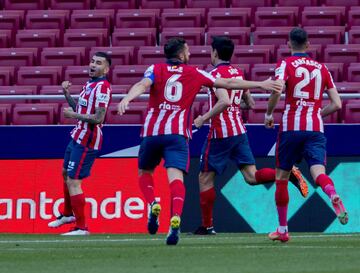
200, 187, 216, 227
63, 183, 73, 216
255, 168, 276, 184
275, 180, 289, 226
70, 193, 86, 230
316, 174, 336, 198
139, 173, 155, 204
169, 179, 185, 217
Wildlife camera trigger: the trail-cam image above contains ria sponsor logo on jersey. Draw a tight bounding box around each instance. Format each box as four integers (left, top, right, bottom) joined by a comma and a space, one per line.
296, 99, 315, 107
159, 101, 181, 111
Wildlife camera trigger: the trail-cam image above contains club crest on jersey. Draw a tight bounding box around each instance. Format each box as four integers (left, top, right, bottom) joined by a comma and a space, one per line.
78, 97, 87, 107
85, 87, 93, 94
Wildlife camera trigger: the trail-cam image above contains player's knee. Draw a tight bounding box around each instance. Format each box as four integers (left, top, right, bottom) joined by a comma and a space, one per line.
244, 176, 257, 185
199, 172, 213, 187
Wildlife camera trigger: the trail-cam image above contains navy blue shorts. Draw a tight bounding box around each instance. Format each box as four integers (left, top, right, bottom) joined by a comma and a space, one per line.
63, 139, 98, 179
138, 135, 190, 173
276, 131, 327, 171
200, 134, 256, 175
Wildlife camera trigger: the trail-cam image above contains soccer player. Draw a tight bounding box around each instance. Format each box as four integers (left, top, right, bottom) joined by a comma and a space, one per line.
117, 37, 282, 245
265, 27, 348, 242
48, 52, 112, 235
192, 36, 308, 235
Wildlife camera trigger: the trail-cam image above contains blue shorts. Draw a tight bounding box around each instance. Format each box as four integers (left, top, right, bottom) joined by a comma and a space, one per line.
276, 131, 327, 171
200, 134, 256, 175
63, 139, 98, 179
138, 135, 190, 173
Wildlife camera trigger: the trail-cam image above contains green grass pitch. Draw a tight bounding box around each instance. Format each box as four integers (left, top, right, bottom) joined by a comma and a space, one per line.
0, 233, 359, 273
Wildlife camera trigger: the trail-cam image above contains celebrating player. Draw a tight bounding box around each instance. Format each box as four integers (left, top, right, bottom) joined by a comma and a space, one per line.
117, 37, 283, 245
192, 36, 308, 235
265, 28, 348, 242
48, 52, 112, 235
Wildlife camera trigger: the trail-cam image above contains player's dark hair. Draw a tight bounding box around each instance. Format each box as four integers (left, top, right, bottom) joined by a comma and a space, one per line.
211, 36, 234, 61
164, 37, 187, 59
94, 51, 112, 66
289, 27, 308, 50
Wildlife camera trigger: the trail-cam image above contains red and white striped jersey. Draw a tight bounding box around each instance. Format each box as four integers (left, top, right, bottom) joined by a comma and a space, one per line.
275, 54, 335, 133
208, 63, 247, 139
141, 62, 216, 139
71, 77, 111, 150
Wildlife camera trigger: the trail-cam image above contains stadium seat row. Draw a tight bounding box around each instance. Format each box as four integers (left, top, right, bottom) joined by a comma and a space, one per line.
1, 6, 360, 31
0, 63, 359, 86
1, 99, 359, 125
2, 0, 360, 10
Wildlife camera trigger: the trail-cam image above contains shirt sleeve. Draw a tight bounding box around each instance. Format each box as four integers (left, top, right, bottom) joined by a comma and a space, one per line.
196, 68, 216, 88
143, 64, 155, 83
95, 83, 111, 108
323, 65, 336, 89
275, 60, 288, 81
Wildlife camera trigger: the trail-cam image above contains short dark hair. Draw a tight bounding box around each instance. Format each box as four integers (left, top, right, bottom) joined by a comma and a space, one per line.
164, 37, 186, 59
289, 27, 308, 50
211, 36, 234, 61
94, 51, 112, 66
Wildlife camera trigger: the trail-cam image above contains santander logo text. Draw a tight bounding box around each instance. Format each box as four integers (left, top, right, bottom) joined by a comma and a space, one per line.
0, 191, 157, 220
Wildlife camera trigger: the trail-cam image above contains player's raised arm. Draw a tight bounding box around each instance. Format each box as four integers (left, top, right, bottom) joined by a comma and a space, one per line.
117, 77, 153, 115
62, 80, 77, 111
214, 77, 283, 93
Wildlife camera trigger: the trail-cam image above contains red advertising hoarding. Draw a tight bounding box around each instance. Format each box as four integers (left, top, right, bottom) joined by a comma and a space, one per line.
0, 158, 171, 233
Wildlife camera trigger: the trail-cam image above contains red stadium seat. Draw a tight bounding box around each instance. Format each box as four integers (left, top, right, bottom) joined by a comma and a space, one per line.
231, 0, 272, 8
276, 0, 318, 8
0, 48, 38, 67
140, 0, 182, 9
137, 46, 164, 65
17, 66, 62, 86
323, 0, 360, 7
25, 10, 70, 30
59, 103, 77, 124
324, 63, 344, 82
255, 7, 299, 27
111, 85, 131, 94
96, 0, 137, 9
188, 46, 211, 65
161, 8, 204, 28
0, 104, 11, 125
206, 27, 250, 45
41, 47, 86, 66
348, 63, 360, 82
112, 65, 148, 85
301, 7, 345, 27
0, 10, 24, 31
343, 100, 360, 123
253, 27, 293, 46
115, 9, 159, 28
349, 27, 360, 44
207, 8, 251, 28
0, 30, 12, 48
107, 102, 148, 124
348, 7, 360, 27
304, 26, 345, 46
276, 44, 323, 62
112, 28, 156, 47
247, 101, 285, 124
232, 45, 274, 65
186, 0, 227, 8
0, 86, 37, 104
39, 85, 82, 103
251, 63, 277, 81
49, 0, 91, 9
64, 66, 92, 85
4, 0, 46, 10
64, 29, 109, 48
324, 44, 360, 65
89, 46, 134, 65
12, 103, 57, 125
70, 10, 114, 31
161, 28, 204, 45
335, 82, 360, 94
16, 29, 61, 48
0, 67, 15, 85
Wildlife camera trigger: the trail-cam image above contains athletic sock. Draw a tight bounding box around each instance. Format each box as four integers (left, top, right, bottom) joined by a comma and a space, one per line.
170, 179, 186, 217
200, 187, 216, 227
